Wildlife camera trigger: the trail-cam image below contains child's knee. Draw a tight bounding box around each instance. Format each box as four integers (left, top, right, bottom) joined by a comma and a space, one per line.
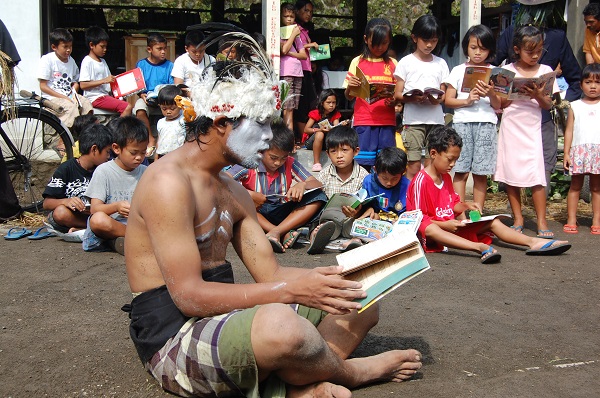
89, 212, 113, 233
52, 205, 75, 224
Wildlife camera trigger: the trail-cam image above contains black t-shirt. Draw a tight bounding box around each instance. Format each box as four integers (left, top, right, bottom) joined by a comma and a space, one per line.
43, 158, 93, 201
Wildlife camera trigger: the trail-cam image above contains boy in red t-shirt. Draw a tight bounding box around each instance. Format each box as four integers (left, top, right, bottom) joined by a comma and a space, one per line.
406, 126, 571, 263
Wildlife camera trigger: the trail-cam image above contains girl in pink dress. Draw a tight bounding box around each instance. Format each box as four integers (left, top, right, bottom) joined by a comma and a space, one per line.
495, 25, 558, 238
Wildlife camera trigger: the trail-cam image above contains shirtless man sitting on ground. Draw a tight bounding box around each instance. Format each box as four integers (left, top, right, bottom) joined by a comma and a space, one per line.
124, 28, 422, 398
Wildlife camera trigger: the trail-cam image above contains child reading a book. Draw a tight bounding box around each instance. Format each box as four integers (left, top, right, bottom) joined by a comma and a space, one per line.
344, 18, 398, 169
156, 85, 185, 157
171, 30, 215, 86
563, 63, 600, 235
227, 121, 327, 254
280, 2, 306, 134
303, 89, 345, 171
393, 15, 449, 180
309, 125, 370, 254
443, 25, 501, 210
407, 126, 571, 264
361, 146, 410, 220
494, 25, 559, 239
43, 124, 112, 233
79, 26, 133, 116
83, 117, 148, 255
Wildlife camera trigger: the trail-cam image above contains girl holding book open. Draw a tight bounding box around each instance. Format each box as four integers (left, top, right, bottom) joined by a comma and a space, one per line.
443, 24, 501, 211
495, 25, 559, 238
344, 18, 398, 170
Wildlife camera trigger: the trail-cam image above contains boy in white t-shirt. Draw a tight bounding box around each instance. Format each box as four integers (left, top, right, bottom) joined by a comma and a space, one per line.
38, 28, 93, 128
79, 26, 132, 116
156, 85, 186, 157
171, 30, 215, 86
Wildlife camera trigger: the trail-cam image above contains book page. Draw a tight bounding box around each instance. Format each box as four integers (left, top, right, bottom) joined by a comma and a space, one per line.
343, 247, 420, 289
347, 67, 370, 100
490, 67, 514, 98
461, 213, 512, 224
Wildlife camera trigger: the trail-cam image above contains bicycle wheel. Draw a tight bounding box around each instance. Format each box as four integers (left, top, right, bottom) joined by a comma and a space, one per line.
0, 106, 73, 212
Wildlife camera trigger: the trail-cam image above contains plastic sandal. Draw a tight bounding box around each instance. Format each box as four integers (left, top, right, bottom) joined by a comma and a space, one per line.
480, 246, 502, 264
4, 227, 33, 240
536, 229, 555, 239
27, 226, 56, 240
311, 163, 322, 172
591, 226, 600, 235
562, 224, 578, 234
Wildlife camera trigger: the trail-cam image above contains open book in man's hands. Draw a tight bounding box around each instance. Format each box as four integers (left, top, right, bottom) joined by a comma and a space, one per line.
336, 229, 430, 313
320, 189, 384, 224
347, 67, 395, 104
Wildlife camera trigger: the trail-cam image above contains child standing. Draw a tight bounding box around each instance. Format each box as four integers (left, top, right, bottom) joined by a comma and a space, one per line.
563, 63, 600, 234
83, 117, 148, 255
280, 2, 306, 133
43, 124, 112, 233
360, 146, 410, 219
344, 18, 398, 169
79, 26, 133, 116
303, 89, 344, 171
393, 15, 449, 180
227, 121, 327, 253
444, 25, 500, 210
133, 33, 174, 157
495, 25, 558, 238
407, 126, 571, 263
38, 28, 93, 128
156, 85, 185, 157
171, 30, 215, 86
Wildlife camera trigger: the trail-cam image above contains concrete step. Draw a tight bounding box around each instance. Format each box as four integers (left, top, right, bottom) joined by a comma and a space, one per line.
292, 148, 330, 176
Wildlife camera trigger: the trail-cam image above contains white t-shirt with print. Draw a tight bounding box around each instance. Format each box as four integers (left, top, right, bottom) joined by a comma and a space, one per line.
80, 55, 111, 103
38, 52, 80, 98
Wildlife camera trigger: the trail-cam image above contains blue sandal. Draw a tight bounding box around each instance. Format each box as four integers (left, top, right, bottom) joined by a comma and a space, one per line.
481, 246, 502, 264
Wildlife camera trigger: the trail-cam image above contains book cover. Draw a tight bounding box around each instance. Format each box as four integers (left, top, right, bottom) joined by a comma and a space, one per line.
336, 229, 430, 312
350, 218, 393, 241
392, 210, 423, 234
490, 67, 515, 98
110, 68, 146, 99
280, 24, 297, 40
320, 190, 384, 225
347, 67, 395, 104
460, 66, 492, 93
317, 119, 333, 130
309, 44, 331, 61
508, 71, 556, 100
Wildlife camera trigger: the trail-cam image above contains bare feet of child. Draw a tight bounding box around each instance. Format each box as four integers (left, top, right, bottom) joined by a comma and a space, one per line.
288, 382, 352, 398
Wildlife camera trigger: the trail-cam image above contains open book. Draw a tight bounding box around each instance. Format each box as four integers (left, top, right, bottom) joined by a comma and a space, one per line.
347, 67, 395, 104
320, 189, 384, 224
309, 44, 331, 61
110, 68, 146, 100
509, 71, 556, 100
461, 213, 512, 224
460, 66, 492, 93
404, 87, 444, 99
490, 67, 516, 98
336, 229, 430, 313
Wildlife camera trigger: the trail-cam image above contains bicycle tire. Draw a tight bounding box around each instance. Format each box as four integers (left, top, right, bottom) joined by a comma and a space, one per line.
0, 106, 73, 212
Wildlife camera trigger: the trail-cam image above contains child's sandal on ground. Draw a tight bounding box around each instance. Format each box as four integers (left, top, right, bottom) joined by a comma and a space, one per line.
311, 163, 322, 172
510, 225, 524, 233
267, 235, 284, 253
480, 246, 502, 264
536, 229, 555, 239
591, 226, 600, 235
307, 221, 336, 255
282, 230, 300, 249
562, 224, 578, 234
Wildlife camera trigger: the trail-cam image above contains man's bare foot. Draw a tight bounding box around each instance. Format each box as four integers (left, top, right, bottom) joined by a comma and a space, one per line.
287, 381, 352, 398
346, 349, 422, 386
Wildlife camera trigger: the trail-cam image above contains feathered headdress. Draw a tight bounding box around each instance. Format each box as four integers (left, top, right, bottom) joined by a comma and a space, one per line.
180, 23, 285, 123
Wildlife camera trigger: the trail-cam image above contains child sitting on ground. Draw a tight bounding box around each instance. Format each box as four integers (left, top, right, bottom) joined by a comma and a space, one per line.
79, 26, 133, 116
171, 30, 215, 86
307, 124, 370, 254
406, 126, 571, 263
227, 121, 327, 253
38, 28, 93, 129
133, 33, 174, 157
61, 114, 100, 162
43, 124, 112, 233
361, 146, 410, 220
303, 89, 345, 171
156, 85, 185, 157
83, 117, 148, 255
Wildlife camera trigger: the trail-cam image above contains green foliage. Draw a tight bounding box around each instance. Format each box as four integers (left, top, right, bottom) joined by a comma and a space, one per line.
366, 0, 433, 36
451, 0, 511, 17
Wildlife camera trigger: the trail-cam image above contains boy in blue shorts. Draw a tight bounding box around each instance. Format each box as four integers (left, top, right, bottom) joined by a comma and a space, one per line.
228, 121, 327, 253
133, 33, 174, 157
361, 146, 410, 220
83, 117, 148, 255
43, 124, 112, 233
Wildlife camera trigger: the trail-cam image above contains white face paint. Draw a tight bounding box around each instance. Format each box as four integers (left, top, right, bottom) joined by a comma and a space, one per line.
226, 118, 273, 168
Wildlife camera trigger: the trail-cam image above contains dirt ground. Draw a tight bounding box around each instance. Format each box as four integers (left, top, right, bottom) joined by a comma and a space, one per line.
1, 210, 599, 397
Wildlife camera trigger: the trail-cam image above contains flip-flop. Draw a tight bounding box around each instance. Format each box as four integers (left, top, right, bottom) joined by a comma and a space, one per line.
562, 224, 578, 234
591, 226, 600, 235
4, 227, 33, 240
525, 240, 572, 256
27, 226, 56, 240
307, 221, 336, 255
342, 238, 363, 252
282, 230, 300, 249
536, 229, 555, 239
481, 246, 502, 264
510, 225, 524, 233
267, 235, 284, 253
